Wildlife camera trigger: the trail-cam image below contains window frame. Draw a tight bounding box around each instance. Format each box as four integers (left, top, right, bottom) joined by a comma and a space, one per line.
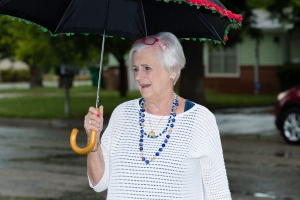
204, 43, 240, 78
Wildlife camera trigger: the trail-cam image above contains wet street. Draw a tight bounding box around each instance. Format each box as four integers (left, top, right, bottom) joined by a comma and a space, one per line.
0, 113, 299, 200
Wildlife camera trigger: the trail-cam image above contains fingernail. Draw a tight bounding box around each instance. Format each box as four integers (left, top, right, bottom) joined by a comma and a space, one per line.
97, 114, 100, 118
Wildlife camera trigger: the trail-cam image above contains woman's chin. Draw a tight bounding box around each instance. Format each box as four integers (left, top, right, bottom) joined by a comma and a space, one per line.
140, 90, 152, 99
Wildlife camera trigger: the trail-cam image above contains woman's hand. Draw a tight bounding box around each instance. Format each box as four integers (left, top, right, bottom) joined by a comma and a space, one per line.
86, 106, 105, 186
84, 105, 104, 140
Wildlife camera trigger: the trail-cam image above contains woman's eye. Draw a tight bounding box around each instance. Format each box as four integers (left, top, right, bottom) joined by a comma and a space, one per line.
132, 67, 138, 72
145, 66, 152, 71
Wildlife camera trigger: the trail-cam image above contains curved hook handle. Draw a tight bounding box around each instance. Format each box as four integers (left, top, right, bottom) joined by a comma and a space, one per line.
70, 128, 97, 155
70, 108, 100, 155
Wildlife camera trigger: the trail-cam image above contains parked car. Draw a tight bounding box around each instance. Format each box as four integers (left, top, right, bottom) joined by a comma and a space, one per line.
275, 85, 300, 144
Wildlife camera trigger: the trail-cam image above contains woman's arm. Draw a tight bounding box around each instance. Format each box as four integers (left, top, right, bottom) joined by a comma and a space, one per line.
200, 111, 231, 200
87, 140, 105, 186
84, 106, 106, 187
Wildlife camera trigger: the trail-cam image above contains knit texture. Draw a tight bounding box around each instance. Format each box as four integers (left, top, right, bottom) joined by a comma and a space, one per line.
89, 99, 231, 200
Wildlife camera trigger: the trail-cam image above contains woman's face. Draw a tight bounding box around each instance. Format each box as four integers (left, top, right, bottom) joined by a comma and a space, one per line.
132, 46, 174, 100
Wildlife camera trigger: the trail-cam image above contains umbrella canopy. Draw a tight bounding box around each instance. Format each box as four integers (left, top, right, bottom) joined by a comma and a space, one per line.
0, 0, 242, 43
0, 0, 242, 155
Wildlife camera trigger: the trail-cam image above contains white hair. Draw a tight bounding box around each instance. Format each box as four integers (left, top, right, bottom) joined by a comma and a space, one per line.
128, 32, 186, 84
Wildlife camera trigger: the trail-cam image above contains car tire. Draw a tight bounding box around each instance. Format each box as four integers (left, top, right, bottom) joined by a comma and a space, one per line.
280, 107, 300, 144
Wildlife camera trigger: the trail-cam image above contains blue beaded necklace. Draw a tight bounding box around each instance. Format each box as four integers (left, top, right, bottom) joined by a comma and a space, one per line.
139, 93, 178, 164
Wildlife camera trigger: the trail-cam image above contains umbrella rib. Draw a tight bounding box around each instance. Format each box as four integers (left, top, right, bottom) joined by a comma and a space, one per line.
140, 0, 147, 37
197, 15, 222, 41
54, 0, 75, 34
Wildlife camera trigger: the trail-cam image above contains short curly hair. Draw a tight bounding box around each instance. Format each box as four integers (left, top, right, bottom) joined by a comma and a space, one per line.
128, 32, 186, 84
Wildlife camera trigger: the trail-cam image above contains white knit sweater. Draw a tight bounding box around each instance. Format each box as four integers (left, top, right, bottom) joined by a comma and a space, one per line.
89, 99, 231, 200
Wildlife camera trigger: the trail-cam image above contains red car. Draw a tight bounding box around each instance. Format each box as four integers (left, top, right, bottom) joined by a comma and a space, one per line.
275, 85, 300, 144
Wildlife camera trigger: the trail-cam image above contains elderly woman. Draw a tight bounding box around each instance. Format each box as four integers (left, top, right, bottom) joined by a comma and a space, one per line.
84, 32, 231, 199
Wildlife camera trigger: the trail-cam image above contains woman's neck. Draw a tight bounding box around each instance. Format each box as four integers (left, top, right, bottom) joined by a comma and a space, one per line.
144, 92, 174, 116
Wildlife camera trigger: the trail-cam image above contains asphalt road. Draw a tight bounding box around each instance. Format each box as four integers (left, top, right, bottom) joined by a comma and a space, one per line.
0, 121, 299, 200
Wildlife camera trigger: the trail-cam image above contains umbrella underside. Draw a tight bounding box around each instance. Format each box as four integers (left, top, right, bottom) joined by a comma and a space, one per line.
0, 0, 242, 44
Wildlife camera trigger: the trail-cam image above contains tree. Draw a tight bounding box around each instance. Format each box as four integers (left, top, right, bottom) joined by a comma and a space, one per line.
1, 17, 58, 88
50, 34, 102, 67
0, 16, 102, 88
266, 0, 300, 28
179, 0, 262, 104
180, 41, 206, 104
105, 38, 132, 97
0, 17, 14, 59
86, 36, 132, 97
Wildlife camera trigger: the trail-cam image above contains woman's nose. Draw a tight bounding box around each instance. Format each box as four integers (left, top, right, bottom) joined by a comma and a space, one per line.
135, 70, 145, 80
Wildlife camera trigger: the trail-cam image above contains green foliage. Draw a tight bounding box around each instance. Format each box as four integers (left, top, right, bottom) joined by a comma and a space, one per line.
0, 69, 30, 82
0, 16, 15, 59
0, 15, 132, 70
277, 63, 300, 91
0, 15, 108, 69
219, 0, 263, 46
267, 0, 300, 27
3, 17, 58, 67
247, 0, 274, 9
248, 0, 300, 28
49, 34, 103, 67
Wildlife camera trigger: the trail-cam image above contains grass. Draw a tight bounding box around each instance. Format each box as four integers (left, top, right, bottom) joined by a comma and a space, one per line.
0, 86, 277, 119
205, 90, 276, 110
0, 86, 141, 119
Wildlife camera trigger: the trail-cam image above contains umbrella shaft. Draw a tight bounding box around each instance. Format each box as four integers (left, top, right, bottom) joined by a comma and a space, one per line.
96, 0, 110, 108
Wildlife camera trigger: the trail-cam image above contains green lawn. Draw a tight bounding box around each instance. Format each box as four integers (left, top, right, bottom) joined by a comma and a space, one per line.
205, 90, 276, 110
0, 86, 276, 119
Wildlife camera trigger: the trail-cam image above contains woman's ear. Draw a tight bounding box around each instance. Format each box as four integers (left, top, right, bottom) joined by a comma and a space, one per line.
170, 65, 179, 81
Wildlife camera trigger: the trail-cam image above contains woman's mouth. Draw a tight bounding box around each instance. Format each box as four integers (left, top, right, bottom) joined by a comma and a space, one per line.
141, 84, 151, 89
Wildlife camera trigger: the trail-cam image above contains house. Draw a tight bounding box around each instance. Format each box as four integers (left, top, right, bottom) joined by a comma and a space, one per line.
107, 9, 299, 94
203, 9, 300, 94
0, 58, 29, 71
0, 58, 29, 82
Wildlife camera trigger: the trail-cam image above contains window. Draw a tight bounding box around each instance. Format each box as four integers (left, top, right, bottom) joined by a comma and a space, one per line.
207, 45, 239, 76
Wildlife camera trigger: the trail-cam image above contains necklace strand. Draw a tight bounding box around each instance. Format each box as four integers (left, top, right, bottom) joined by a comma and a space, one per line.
139, 93, 179, 164
145, 102, 172, 137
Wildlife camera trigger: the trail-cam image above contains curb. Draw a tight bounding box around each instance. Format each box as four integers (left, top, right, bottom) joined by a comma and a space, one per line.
0, 117, 84, 129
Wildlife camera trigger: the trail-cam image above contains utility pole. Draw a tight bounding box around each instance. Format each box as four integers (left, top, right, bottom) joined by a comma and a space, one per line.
254, 37, 260, 95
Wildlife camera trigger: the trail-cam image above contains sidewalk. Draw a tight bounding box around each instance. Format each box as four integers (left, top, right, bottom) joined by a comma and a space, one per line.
0, 106, 279, 136
0, 117, 90, 129
0, 80, 91, 90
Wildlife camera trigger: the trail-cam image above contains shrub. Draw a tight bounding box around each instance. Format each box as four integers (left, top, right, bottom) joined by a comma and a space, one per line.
0, 69, 30, 82
277, 63, 300, 90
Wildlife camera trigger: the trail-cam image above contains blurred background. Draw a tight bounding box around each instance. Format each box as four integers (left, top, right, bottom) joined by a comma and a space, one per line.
0, 0, 299, 200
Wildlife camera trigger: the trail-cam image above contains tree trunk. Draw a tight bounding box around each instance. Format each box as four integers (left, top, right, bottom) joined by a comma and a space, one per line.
179, 41, 206, 105
29, 63, 43, 88
117, 57, 127, 97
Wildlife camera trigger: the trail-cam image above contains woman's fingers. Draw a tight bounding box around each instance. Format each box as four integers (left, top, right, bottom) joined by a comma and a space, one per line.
84, 117, 102, 133
99, 105, 104, 117
84, 106, 104, 135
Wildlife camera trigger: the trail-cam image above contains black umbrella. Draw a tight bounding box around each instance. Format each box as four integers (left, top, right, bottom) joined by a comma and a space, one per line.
0, 0, 242, 154
0, 0, 242, 41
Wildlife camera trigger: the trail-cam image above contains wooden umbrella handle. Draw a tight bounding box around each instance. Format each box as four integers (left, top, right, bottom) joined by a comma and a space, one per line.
70, 108, 100, 155
70, 128, 97, 155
